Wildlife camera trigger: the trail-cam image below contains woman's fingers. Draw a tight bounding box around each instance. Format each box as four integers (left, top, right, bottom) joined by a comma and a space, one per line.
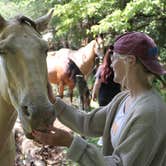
32, 130, 52, 144
32, 127, 73, 147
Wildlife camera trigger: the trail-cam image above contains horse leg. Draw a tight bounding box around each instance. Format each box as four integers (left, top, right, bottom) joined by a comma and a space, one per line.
58, 83, 64, 98
80, 95, 84, 110
69, 88, 73, 103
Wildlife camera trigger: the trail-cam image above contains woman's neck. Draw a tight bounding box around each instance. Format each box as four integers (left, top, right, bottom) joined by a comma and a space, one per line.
124, 85, 152, 113
128, 81, 152, 99
126, 65, 152, 99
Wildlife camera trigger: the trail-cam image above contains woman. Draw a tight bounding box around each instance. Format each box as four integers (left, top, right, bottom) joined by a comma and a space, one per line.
33, 32, 166, 166
92, 45, 121, 106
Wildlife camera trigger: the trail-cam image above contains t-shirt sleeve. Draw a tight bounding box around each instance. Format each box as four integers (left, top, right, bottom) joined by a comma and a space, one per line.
95, 66, 102, 79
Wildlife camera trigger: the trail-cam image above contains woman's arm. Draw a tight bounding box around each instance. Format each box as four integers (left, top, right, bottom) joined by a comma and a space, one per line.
54, 97, 108, 137
92, 77, 101, 101
67, 112, 158, 166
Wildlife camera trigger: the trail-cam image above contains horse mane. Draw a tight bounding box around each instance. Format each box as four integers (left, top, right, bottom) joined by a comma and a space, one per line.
78, 40, 96, 51
13, 15, 40, 34
66, 58, 84, 84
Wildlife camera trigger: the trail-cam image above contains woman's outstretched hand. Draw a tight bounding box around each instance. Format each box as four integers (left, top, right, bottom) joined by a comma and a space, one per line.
32, 126, 73, 148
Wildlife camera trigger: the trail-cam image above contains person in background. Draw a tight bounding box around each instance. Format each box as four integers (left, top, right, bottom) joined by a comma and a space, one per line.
33, 32, 166, 166
92, 45, 121, 106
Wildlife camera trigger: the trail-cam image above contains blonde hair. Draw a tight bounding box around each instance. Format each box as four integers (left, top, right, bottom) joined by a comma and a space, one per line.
121, 56, 155, 90
138, 58, 156, 87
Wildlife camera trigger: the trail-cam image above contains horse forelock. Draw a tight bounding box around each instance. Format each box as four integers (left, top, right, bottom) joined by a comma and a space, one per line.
14, 15, 40, 35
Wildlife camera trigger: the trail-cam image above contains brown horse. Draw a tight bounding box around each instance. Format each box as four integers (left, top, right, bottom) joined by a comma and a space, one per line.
48, 56, 91, 108
47, 35, 104, 102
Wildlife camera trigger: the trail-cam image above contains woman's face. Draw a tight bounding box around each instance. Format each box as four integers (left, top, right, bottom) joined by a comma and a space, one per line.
111, 52, 126, 84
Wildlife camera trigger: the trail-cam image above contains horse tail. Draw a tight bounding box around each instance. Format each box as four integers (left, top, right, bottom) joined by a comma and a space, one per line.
66, 58, 83, 85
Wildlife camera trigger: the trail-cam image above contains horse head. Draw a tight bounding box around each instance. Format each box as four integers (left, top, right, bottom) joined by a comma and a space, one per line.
0, 9, 55, 138
94, 34, 105, 61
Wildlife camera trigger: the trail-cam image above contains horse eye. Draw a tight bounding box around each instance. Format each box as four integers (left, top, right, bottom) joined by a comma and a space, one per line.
44, 49, 49, 57
0, 49, 6, 55
43, 45, 49, 54
45, 48, 48, 53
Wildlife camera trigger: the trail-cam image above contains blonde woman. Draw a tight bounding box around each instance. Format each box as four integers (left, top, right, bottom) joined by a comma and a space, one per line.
33, 32, 166, 166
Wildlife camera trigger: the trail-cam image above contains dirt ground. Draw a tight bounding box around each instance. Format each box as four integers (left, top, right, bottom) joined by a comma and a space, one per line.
14, 118, 74, 166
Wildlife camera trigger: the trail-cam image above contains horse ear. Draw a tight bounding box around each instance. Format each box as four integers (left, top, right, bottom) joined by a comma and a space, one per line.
99, 33, 104, 39
95, 33, 104, 40
0, 15, 7, 53
35, 8, 54, 32
0, 15, 6, 32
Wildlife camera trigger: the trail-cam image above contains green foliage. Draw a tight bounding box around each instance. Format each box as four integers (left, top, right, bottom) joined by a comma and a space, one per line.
0, 1, 21, 18
87, 136, 100, 145
50, 0, 166, 62
1, 0, 165, 51
153, 75, 166, 101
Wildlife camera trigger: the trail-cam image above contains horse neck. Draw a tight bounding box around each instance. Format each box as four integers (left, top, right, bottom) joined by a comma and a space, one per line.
0, 96, 17, 164
0, 61, 10, 102
78, 40, 96, 76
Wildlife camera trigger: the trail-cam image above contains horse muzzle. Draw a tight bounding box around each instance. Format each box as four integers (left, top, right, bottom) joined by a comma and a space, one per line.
20, 102, 56, 139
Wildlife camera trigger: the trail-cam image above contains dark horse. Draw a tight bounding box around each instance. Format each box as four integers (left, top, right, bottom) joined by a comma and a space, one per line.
68, 59, 91, 110
75, 74, 91, 111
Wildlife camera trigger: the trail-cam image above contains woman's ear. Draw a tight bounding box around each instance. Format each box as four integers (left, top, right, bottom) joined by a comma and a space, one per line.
126, 55, 136, 64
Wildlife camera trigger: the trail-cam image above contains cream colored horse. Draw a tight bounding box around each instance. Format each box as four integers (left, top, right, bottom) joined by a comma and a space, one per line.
0, 9, 55, 165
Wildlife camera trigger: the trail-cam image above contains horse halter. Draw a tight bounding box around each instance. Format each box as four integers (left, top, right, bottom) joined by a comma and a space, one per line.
95, 36, 104, 62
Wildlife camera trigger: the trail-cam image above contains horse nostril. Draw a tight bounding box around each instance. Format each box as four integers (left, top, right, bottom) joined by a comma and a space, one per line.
22, 106, 30, 117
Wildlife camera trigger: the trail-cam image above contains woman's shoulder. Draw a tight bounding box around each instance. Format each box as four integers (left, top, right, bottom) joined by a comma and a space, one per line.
133, 89, 166, 118
139, 89, 165, 108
